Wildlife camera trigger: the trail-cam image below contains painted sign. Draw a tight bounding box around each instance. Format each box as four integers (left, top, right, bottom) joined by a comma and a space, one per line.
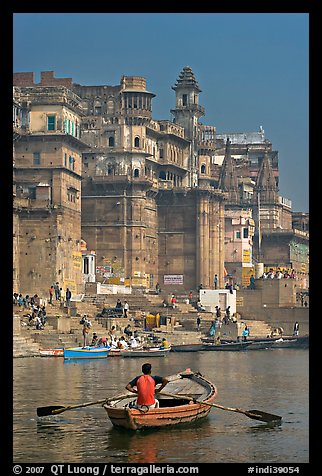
163, 275, 184, 285
242, 267, 254, 286
72, 251, 82, 270
242, 249, 251, 263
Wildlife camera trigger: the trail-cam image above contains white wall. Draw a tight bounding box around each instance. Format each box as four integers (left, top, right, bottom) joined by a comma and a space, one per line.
199, 289, 236, 314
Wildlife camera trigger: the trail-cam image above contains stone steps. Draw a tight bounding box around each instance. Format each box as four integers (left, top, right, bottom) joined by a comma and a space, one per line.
13, 334, 40, 358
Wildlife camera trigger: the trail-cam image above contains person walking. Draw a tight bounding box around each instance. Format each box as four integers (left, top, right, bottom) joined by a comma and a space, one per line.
125, 363, 169, 409
214, 274, 218, 290
196, 316, 201, 331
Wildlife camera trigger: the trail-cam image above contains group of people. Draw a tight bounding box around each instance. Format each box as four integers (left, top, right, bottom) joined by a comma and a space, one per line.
115, 299, 130, 318
161, 295, 177, 309
261, 269, 296, 280
13, 292, 47, 329
49, 283, 72, 307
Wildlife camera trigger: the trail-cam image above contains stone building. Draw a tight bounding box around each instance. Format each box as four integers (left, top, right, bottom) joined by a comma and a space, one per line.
76, 67, 225, 292
12, 67, 309, 295
13, 73, 88, 295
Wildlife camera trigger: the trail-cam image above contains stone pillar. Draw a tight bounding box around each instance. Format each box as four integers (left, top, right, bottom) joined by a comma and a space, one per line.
197, 193, 210, 288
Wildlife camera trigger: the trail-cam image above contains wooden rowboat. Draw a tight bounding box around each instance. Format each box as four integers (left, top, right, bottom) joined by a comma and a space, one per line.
202, 341, 253, 351
120, 347, 171, 358
40, 349, 64, 357
170, 343, 204, 352
63, 345, 111, 360
103, 369, 217, 430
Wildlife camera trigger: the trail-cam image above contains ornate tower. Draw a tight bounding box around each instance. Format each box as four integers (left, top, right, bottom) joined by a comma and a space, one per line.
171, 66, 205, 187
218, 138, 239, 204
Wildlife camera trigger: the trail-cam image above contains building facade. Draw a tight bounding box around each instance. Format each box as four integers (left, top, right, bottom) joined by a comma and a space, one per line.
13, 68, 309, 295
13, 73, 88, 295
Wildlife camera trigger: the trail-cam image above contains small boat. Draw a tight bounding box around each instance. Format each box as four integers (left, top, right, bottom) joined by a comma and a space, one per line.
121, 347, 170, 358
270, 335, 309, 349
63, 345, 111, 360
40, 349, 64, 357
103, 369, 217, 430
170, 343, 204, 352
202, 341, 253, 351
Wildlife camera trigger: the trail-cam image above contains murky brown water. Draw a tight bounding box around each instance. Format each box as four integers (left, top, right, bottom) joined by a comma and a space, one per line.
13, 349, 309, 463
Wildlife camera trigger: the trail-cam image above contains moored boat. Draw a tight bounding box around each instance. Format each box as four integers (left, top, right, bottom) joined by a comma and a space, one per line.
103, 369, 217, 430
63, 345, 111, 360
40, 349, 64, 357
121, 347, 170, 358
202, 341, 253, 351
270, 335, 309, 349
170, 343, 204, 352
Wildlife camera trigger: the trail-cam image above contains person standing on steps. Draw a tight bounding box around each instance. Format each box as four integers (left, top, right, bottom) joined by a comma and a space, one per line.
123, 300, 129, 318
82, 322, 90, 347
65, 288, 72, 307
49, 286, 54, 305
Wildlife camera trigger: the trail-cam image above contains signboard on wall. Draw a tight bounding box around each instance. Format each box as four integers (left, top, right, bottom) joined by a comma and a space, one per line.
242, 249, 251, 263
242, 267, 254, 286
72, 251, 82, 270
63, 279, 76, 293
163, 275, 184, 285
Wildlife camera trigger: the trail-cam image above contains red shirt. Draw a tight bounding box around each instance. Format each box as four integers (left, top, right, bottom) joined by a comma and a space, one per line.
128, 374, 163, 406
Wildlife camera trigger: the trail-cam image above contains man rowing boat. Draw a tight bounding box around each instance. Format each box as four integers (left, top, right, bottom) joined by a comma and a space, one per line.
125, 363, 169, 409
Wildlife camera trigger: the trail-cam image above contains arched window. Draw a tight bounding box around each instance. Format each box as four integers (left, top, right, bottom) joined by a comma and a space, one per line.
108, 136, 115, 147
134, 137, 140, 147
134, 168, 140, 178
201, 164, 206, 174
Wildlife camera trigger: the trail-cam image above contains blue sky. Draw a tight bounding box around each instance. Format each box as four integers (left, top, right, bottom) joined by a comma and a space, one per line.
13, 12, 309, 212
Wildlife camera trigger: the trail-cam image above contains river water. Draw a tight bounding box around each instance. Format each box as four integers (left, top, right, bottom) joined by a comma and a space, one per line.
13, 349, 309, 464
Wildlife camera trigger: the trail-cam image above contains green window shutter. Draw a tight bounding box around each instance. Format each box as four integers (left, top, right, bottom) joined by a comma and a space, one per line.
47, 116, 55, 131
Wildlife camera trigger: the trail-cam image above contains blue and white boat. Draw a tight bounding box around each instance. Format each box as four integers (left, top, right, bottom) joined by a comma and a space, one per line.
63, 345, 111, 360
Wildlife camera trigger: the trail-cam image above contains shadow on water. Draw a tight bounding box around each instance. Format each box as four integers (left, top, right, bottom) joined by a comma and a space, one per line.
247, 420, 283, 434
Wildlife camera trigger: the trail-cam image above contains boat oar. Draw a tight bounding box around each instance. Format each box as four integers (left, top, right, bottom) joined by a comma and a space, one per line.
37, 393, 132, 417
159, 391, 282, 423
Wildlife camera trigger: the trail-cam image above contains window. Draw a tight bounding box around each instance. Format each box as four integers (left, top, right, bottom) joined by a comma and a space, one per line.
64, 153, 67, 167
182, 94, 187, 106
69, 156, 75, 170
159, 149, 164, 159
108, 136, 115, 147
28, 187, 36, 199
134, 169, 140, 178
236, 231, 241, 239
134, 137, 140, 147
33, 152, 41, 165
47, 115, 56, 131
243, 228, 249, 239
201, 164, 206, 174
